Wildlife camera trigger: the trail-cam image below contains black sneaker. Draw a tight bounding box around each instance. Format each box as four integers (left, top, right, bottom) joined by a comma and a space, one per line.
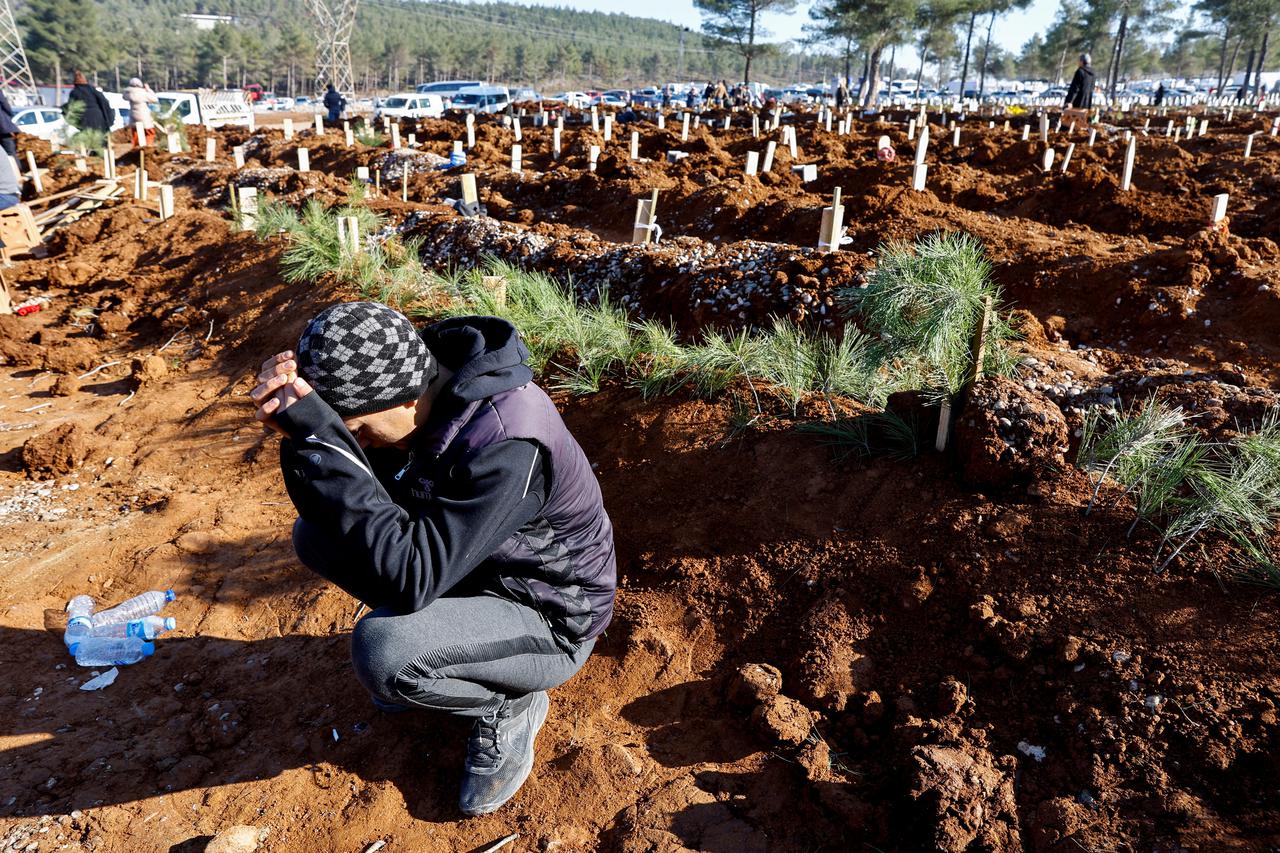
459, 691, 549, 816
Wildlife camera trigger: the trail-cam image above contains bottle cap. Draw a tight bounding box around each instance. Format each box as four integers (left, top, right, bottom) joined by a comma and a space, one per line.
163, 617, 176, 631
141, 642, 155, 657
164, 589, 176, 602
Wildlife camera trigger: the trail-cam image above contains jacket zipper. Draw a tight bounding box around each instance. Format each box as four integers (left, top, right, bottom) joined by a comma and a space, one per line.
394, 450, 415, 481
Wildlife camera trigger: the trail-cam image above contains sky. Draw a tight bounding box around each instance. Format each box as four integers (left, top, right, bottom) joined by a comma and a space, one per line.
473, 0, 1063, 57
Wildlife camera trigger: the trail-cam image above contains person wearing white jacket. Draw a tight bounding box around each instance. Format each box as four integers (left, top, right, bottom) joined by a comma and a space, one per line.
124, 77, 158, 147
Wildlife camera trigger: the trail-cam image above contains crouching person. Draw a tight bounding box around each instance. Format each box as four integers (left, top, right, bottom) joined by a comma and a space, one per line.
250, 302, 616, 815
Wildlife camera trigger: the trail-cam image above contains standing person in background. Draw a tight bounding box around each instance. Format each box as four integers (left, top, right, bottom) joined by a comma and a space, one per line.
63, 72, 112, 133
124, 77, 158, 147
0, 91, 18, 157
1064, 54, 1095, 111
1153, 82, 1165, 107
702, 81, 714, 107
323, 84, 346, 123
835, 80, 848, 111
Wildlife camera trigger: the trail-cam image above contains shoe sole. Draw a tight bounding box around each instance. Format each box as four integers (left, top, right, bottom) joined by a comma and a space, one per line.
460, 693, 550, 816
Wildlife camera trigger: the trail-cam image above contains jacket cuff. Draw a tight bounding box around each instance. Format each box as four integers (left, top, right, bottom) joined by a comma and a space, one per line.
274, 392, 340, 440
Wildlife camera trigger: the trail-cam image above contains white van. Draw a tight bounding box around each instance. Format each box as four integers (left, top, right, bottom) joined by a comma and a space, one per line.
154, 90, 253, 127
374, 93, 445, 120
449, 86, 511, 115
415, 80, 483, 106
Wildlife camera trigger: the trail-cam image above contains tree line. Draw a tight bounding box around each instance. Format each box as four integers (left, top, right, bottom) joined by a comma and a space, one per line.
14, 0, 1277, 102
15, 0, 840, 95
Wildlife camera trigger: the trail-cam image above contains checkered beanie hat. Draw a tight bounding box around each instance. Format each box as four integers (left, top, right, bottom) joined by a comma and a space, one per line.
297, 302, 437, 417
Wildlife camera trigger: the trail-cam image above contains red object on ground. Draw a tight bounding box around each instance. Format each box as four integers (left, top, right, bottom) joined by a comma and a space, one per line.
877, 146, 896, 162
14, 299, 45, 316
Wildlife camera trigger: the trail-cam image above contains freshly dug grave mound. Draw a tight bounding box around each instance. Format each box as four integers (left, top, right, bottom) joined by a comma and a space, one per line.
954, 376, 1070, 490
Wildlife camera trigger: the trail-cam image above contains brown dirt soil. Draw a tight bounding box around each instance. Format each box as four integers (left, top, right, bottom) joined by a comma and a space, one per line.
0, 105, 1278, 852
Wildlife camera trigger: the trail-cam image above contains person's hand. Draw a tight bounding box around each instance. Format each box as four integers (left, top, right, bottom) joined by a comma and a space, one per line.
251, 350, 313, 434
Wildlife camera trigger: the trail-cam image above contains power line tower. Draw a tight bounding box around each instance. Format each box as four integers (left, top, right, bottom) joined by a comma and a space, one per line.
0, 0, 39, 104
305, 0, 358, 96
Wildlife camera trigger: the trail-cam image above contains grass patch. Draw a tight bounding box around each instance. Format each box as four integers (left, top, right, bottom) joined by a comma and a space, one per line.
354, 121, 384, 147
1079, 401, 1280, 584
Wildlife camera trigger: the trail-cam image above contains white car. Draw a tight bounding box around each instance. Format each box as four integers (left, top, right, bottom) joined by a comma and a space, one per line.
12, 106, 66, 140
548, 91, 590, 109
375, 93, 445, 120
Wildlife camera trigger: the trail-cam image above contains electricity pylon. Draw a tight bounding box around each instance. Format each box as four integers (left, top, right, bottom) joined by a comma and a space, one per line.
306, 0, 357, 96
0, 0, 39, 104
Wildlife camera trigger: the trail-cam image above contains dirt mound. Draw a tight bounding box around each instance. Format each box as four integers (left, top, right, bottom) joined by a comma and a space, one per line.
955, 376, 1070, 489
909, 745, 1021, 852
22, 422, 93, 478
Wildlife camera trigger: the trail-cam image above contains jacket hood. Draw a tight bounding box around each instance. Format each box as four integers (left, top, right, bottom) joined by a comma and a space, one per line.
421, 315, 533, 405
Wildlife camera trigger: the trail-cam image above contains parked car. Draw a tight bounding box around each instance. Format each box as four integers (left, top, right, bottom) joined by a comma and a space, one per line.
12, 105, 65, 140
510, 88, 541, 103
154, 91, 254, 127
449, 86, 511, 114
103, 91, 129, 130
590, 92, 628, 108
374, 93, 446, 120
547, 91, 590, 108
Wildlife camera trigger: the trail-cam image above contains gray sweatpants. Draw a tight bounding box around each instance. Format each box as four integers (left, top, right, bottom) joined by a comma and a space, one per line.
350, 595, 594, 718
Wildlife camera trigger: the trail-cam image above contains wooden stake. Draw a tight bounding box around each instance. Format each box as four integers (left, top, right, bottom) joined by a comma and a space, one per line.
762, 140, 777, 172
314, 114, 324, 135
552, 127, 562, 159
297, 148, 310, 172
629, 130, 639, 160
588, 145, 600, 172
401, 168, 409, 202
1061, 142, 1075, 173
24, 151, 42, 193
1042, 147, 1055, 172
817, 186, 844, 251
283, 118, 294, 140
233, 146, 245, 168
344, 121, 353, 147
510, 144, 522, 173
912, 163, 928, 191
481, 275, 507, 307
745, 151, 759, 176
205, 137, 216, 161
1121, 137, 1136, 192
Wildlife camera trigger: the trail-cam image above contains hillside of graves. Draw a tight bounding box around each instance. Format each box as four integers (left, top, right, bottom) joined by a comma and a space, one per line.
0, 102, 1278, 852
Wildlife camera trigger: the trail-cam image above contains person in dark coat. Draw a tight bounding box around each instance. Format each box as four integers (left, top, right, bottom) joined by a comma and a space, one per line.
1154, 82, 1165, 106
0, 91, 18, 157
323, 83, 346, 122
1064, 53, 1095, 111
251, 304, 615, 818
63, 71, 112, 132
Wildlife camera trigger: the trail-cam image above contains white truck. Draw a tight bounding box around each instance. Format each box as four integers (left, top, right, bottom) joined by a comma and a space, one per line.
154, 90, 254, 127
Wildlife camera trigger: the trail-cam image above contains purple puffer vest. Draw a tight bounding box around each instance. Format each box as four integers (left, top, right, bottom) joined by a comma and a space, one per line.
419, 382, 615, 644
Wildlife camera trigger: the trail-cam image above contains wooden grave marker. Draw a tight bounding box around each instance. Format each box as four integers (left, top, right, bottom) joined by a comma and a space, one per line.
158, 184, 174, 221
590, 106, 599, 133
745, 151, 759, 176
1021, 124, 1030, 141
513, 117, 522, 142
510, 144, 522, 173
589, 145, 600, 172
553, 127, 562, 159
283, 118, 294, 140
603, 115, 614, 142
681, 113, 690, 141
630, 131, 640, 159
466, 114, 476, 149
390, 123, 401, 149
817, 187, 844, 251
356, 165, 370, 182
762, 140, 777, 172
1121, 137, 1136, 192
460, 173, 478, 206
297, 148, 310, 172
135, 121, 148, 147
205, 137, 216, 161
344, 122, 354, 147
166, 132, 181, 154
1061, 142, 1075, 173
631, 188, 659, 244
915, 126, 930, 167
314, 114, 325, 136
912, 163, 928, 191
233, 146, 245, 168
1245, 132, 1257, 160
1087, 128, 1097, 147
237, 186, 258, 231
1211, 192, 1229, 226
1042, 147, 1055, 172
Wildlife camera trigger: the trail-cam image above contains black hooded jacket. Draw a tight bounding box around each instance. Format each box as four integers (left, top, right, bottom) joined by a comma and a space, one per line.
64, 84, 112, 132
279, 315, 616, 643
1065, 65, 1095, 109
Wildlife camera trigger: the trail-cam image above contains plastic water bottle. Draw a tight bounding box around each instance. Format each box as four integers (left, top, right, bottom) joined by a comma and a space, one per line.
88, 616, 176, 641
90, 590, 175, 628
69, 636, 155, 666
67, 595, 95, 620
63, 595, 96, 648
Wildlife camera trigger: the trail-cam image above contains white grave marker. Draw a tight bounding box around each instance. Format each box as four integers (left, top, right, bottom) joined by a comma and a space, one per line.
297, 148, 309, 172
912, 163, 928, 191
553, 127, 562, 159
205, 137, 216, 161
1121, 137, 1136, 191
745, 151, 759, 176
630, 131, 640, 159
237, 186, 258, 231
1042, 147, 1055, 172
158, 184, 174, 220
283, 118, 294, 140
763, 140, 777, 172
314, 114, 324, 135
589, 144, 600, 172
1210, 192, 1229, 225
1061, 142, 1075, 173
233, 146, 245, 168
510, 144, 522, 173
